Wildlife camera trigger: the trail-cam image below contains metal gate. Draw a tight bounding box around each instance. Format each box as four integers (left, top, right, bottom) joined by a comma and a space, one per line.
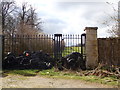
3, 34, 86, 60
53, 34, 86, 60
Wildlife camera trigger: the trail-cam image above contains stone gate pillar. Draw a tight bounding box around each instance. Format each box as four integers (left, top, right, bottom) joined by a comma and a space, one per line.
84, 27, 98, 69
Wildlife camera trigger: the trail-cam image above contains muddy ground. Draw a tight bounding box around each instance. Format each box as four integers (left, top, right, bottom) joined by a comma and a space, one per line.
1, 74, 116, 88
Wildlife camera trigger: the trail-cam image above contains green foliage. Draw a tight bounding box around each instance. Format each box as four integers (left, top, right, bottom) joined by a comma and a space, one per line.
39, 68, 78, 77
3, 69, 39, 76
2, 68, 119, 87
39, 69, 119, 86
62, 47, 82, 56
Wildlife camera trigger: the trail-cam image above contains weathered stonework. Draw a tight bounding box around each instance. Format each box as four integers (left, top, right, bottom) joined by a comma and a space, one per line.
85, 27, 98, 69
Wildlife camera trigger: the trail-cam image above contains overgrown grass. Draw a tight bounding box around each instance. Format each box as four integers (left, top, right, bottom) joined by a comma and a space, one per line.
2, 68, 119, 87
38, 68, 119, 86
3, 69, 39, 76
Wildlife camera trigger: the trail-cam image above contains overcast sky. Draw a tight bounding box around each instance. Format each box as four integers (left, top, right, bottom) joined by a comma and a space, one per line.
14, 0, 119, 37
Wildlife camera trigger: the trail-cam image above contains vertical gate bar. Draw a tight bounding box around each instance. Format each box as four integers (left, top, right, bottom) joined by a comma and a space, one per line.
26, 35, 28, 51
22, 34, 24, 53
44, 34, 45, 52
60, 35, 62, 58
84, 34, 86, 58
73, 34, 74, 52
61, 35, 63, 57
46, 34, 50, 52
27, 35, 29, 51
58, 36, 60, 58
24, 35, 26, 51
53, 34, 54, 57
56, 35, 58, 59
4, 35, 6, 54
14, 35, 16, 55
46, 34, 48, 53
54, 34, 62, 59
41, 35, 43, 52
51, 34, 53, 56
19, 35, 21, 54
67, 34, 69, 55
39, 34, 40, 51
81, 33, 86, 60
53, 35, 54, 58
68, 34, 69, 55
78, 34, 79, 52
55, 34, 57, 58
58, 35, 59, 58
76, 34, 77, 52
25, 35, 26, 51
81, 34, 83, 59
8, 35, 9, 53
54, 34, 55, 58
2, 35, 4, 60
67, 34, 68, 55
20, 35, 24, 53
9, 35, 10, 53
16, 35, 18, 55
70, 34, 73, 54
28, 35, 30, 51
14, 35, 15, 54
47, 34, 48, 53
11, 35, 13, 53
18, 35, 20, 55
36, 35, 37, 51
16, 35, 17, 55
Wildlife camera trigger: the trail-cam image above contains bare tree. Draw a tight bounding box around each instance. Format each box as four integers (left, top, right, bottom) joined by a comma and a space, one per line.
16, 3, 42, 35
102, 2, 120, 37
0, 1, 16, 35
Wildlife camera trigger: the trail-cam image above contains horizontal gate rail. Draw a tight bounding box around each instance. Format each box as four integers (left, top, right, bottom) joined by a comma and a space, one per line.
3, 34, 86, 59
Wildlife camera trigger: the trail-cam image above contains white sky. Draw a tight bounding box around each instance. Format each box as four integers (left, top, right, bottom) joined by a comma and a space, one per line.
10, 0, 119, 37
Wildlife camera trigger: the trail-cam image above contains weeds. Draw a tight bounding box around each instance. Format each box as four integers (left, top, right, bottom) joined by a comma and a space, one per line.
2, 68, 119, 87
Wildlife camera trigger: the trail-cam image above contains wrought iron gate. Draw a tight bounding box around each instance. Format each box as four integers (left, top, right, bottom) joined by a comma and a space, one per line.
53, 34, 86, 60
3, 34, 86, 60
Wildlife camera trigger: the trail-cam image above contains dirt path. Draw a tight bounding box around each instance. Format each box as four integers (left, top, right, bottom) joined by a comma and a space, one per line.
1, 75, 115, 88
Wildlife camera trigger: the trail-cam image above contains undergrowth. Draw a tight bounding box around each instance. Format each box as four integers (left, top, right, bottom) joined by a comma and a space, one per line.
2, 68, 119, 87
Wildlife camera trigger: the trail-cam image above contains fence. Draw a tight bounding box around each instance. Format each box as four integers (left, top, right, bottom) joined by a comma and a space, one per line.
98, 38, 120, 67
3, 34, 86, 59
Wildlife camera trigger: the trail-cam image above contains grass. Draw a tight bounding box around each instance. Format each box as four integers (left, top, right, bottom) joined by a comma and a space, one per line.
62, 47, 83, 56
38, 68, 119, 87
3, 68, 119, 87
3, 69, 39, 76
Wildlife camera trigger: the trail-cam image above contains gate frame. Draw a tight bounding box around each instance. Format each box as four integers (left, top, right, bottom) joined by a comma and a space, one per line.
81, 33, 86, 60
54, 33, 86, 60
54, 34, 62, 59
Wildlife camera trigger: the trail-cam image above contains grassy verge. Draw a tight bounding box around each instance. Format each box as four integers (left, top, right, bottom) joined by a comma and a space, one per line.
2, 68, 119, 87
38, 68, 119, 87
2, 69, 39, 76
